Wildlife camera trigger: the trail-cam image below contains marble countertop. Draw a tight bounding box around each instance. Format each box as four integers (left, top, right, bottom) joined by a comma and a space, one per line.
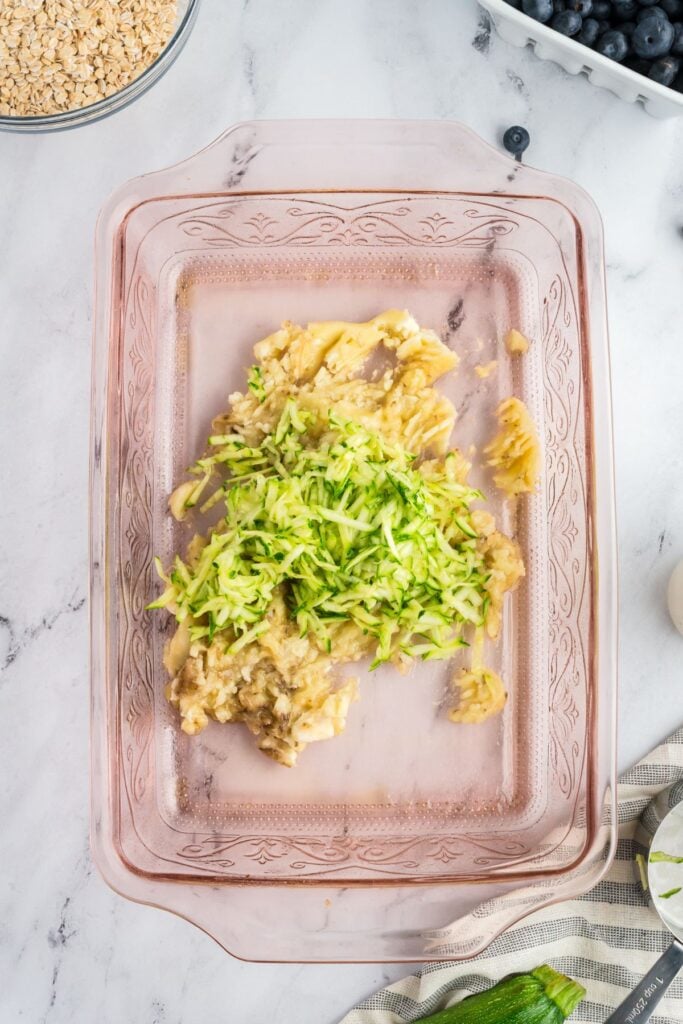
2, 0, 683, 1020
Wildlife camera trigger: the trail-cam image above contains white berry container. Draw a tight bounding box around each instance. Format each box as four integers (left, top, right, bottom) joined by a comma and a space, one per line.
479, 0, 683, 118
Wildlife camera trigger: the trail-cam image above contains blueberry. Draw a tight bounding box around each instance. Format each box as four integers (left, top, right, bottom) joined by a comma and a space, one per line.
648, 53, 681, 81
638, 0, 661, 6
661, 0, 683, 17
623, 54, 653, 73
567, 0, 593, 12
553, 0, 567, 11
552, 9, 583, 32
672, 21, 683, 52
503, 125, 531, 158
612, 0, 639, 19
633, 14, 675, 55
578, 16, 601, 43
522, 0, 554, 21
636, 6, 670, 21
592, 0, 611, 16
620, 20, 637, 36
596, 18, 612, 32
596, 28, 630, 58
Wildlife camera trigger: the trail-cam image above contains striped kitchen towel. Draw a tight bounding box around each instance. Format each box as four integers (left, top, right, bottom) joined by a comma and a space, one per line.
341, 727, 683, 1024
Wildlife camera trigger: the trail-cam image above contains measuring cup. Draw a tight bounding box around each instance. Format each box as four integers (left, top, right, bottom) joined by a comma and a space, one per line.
607, 802, 683, 1023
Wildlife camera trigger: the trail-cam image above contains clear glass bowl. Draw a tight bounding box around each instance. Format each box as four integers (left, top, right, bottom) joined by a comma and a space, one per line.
0, 0, 199, 134
90, 120, 618, 962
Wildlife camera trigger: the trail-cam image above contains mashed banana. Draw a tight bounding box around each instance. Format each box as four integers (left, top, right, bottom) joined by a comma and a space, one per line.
218, 309, 459, 461
505, 328, 530, 355
152, 311, 529, 764
449, 667, 507, 724
164, 596, 361, 767
485, 397, 540, 496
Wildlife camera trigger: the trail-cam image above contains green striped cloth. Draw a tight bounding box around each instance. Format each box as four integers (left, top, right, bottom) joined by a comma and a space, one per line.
341, 728, 683, 1024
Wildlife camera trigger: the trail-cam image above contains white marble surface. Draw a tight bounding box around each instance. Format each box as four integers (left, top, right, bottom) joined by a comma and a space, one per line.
1, 0, 683, 1020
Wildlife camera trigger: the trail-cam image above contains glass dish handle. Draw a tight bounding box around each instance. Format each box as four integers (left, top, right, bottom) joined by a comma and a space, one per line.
99, 120, 608, 201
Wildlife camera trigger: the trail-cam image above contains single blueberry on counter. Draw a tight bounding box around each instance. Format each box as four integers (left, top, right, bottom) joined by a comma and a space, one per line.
503, 125, 531, 160
596, 28, 630, 59
577, 16, 601, 44
633, 15, 675, 56
648, 53, 681, 82
522, 0, 554, 21
552, 9, 583, 32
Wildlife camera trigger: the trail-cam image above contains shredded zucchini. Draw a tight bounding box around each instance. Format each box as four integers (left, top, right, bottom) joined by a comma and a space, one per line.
151, 400, 493, 667
635, 852, 649, 892
247, 364, 266, 403
651, 850, 683, 864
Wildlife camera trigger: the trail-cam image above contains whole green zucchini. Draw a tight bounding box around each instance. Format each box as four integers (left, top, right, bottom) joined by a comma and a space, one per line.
415, 965, 586, 1024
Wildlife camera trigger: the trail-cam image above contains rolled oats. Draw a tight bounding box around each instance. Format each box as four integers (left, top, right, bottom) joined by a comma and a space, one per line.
0, 0, 178, 118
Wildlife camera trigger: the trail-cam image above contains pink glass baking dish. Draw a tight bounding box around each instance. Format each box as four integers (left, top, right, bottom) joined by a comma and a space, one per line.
90, 120, 618, 962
